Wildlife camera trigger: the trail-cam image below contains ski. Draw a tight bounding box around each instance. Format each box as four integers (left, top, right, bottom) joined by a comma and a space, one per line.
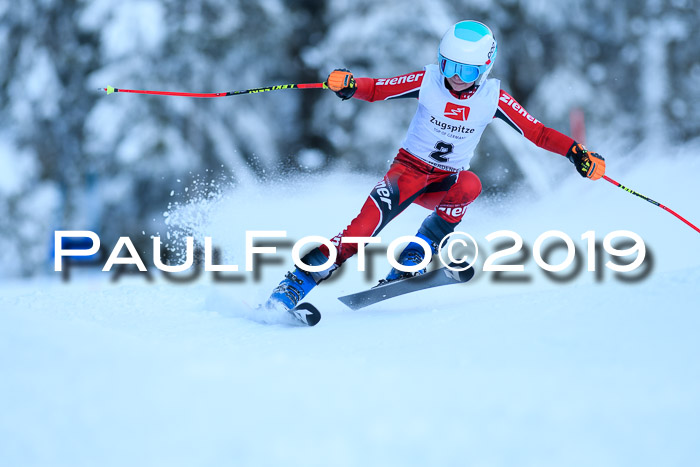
288, 302, 322, 326
338, 264, 475, 310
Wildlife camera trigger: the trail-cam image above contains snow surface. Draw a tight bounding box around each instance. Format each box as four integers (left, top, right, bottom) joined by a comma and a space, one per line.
2, 153, 700, 467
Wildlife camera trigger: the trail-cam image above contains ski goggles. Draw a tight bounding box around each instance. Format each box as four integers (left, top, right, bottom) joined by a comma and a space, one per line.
438, 53, 489, 83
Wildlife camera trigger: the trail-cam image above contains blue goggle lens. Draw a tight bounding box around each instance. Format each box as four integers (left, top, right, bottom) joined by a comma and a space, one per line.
438, 54, 487, 83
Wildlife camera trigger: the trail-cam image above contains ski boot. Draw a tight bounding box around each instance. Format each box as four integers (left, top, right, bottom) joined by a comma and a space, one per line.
265, 248, 337, 312
381, 232, 439, 284
266, 268, 317, 312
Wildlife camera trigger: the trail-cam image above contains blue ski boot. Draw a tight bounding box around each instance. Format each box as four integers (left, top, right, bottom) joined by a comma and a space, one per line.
267, 268, 317, 311
383, 232, 439, 283
265, 248, 337, 311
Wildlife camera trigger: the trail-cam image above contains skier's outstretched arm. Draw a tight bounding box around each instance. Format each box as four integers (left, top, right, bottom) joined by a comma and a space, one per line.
495, 89, 606, 180
325, 68, 424, 102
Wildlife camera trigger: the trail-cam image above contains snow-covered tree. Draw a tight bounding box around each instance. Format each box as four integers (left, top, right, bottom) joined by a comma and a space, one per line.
1, 0, 698, 277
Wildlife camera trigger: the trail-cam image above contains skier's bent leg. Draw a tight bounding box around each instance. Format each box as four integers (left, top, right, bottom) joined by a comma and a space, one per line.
384, 171, 481, 281
266, 195, 388, 311
266, 156, 427, 308
320, 167, 424, 265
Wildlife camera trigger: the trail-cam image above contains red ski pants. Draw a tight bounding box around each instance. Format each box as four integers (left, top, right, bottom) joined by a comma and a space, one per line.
321, 150, 482, 265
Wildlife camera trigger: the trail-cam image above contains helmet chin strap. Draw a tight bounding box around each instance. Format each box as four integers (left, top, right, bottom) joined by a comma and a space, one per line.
443, 77, 479, 99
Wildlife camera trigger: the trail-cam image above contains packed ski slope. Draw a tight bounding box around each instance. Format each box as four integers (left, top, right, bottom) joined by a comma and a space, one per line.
2, 152, 700, 467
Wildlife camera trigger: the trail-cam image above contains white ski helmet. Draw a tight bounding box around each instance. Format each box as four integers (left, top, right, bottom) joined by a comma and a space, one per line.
438, 20, 498, 86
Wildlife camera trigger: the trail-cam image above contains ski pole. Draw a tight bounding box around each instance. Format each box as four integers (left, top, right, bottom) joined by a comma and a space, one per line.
99, 82, 328, 98
603, 175, 700, 234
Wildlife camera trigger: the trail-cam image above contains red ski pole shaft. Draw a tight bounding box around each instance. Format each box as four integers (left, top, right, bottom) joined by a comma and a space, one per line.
603, 175, 700, 235
99, 82, 328, 98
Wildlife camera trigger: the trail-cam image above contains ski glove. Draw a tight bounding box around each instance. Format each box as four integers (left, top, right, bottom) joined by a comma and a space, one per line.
566, 142, 606, 180
326, 68, 357, 100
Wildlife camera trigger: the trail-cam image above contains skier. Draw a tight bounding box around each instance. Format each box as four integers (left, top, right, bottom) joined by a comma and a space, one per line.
265, 20, 605, 313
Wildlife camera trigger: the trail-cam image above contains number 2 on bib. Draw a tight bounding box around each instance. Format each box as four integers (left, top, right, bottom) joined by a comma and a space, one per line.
429, 141, 454, 163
